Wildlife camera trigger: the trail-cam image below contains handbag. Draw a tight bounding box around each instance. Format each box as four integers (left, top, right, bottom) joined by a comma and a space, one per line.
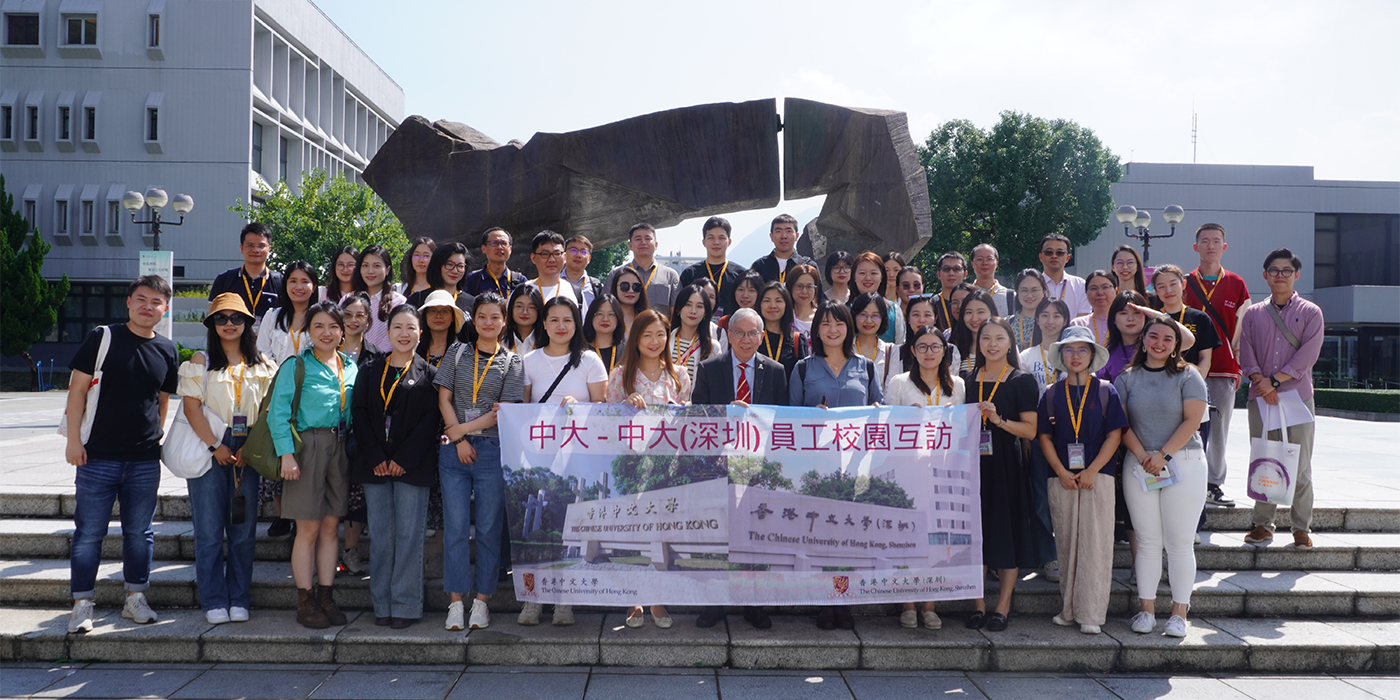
1247, 400, 1300, 506
161, 367, 226, 479
241, 356, 305, 482
57, 325, 110, 444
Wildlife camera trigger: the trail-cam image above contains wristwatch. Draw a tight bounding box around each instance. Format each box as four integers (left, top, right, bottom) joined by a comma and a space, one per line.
1270, 377, 1282, 389
1163, 452, 1174, 463
206, 442, 219, 454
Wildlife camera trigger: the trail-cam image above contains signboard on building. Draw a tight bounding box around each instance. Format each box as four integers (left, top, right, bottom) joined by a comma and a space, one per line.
138, 250, 174, 339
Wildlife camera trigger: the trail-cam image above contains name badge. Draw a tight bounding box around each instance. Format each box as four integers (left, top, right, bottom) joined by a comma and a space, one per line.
979, 430, 994, 456
1067, 443, 1086, 470
337, 417, 347, 440
231, 414, 248, 438
383, 415, 392, 440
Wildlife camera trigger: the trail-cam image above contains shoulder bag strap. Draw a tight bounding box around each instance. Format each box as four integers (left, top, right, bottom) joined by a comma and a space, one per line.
1265, 302, 1302, 350
883, 344, 893, 383
1187, 275, 1231, 339
1046, 381, 1060, 425
537, 361, 573, 404
94, 326, 112, 373
291, 355, 305, 430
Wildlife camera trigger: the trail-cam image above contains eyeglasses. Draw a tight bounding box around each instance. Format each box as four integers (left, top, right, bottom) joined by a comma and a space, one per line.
731, 330, 763, 339
1111, 259, 1136, 268
617, 282, 644, 293
335, 261, 356, 270
913, 343, 944, 354
535, 251, 564, 260
567, 247, 591, 255
241, 242, 270, 252
443, 262, 467, 273
794, 283, 818, 292
856, 313, 883, 322
938, 266, 965, 273
1041, 249, 1069, 258
485, 239, 511, 248
831, 265, 852, 273
343, 312, 368, 321
209, 313, 247, 326
1061, 346, 1092, 357
1265, 267, 1296, 277
900, 281, 924, 290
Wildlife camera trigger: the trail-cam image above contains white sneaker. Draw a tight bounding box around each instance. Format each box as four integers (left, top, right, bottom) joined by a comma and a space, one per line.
900, 609, 918, 628
1080, 624, 1102, 635
68, 599, 95, 633
122, 593, 157, 624
445, 600, 465, 630
339, 547, 365, 575
922, 610, 942, 630
469, 598, 490, 629
205, 608, 230, 625
552, 605, 575, 626
1130, 611, 1155, 634
517, 602, 542, 626
1163, 614, 1188, 638
229, 606, 249, 622
1052, 613, 1074, 627
1043, 560, 1061, 583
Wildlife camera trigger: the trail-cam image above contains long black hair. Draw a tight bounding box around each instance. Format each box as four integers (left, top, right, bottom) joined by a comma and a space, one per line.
1032, 298, 1072, 347
324, 245, 359, 303
950, 288, 998, 360
353, 244, 398, 325
732, 269, 766, 311
610, 265, 651, 316
504, 284, 546, 351
204, 310, 266, 372
669, 283, 716, 362
425, 241, 469, 292
275, 260, 318, 333
758, 280, 795, 340
461, 292, 507, 346
399, 237, 436, 291
416, 302, 457, 361
540, 296, 586, 372
905, 325, 952, 399
970, 317, 1021, 375
583, 293, 626, 346
1106, 290, 1149, 351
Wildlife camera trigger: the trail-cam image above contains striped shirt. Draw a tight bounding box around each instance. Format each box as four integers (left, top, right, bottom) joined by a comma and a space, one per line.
433, 342, 524, 437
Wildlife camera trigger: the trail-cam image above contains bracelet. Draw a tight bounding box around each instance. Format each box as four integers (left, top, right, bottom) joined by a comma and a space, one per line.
452, 434, 470, 445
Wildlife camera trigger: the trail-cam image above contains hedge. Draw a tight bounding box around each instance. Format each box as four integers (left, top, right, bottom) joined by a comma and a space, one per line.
1234, 387, 1399, 414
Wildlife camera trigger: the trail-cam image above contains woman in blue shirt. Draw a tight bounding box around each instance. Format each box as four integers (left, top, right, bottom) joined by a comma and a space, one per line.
268, 300, 359, 630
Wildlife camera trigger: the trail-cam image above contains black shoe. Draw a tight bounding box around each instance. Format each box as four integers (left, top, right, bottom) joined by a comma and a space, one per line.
1206, 484, 1235, 507
815, 607, 836, 630
833, 607, 855, 630
389, 617, 415, 629
267, 518, 293, 538
743, 606, 772, 630
374, 616, 391, 627
986, 612, 1009, 632
696, 606, 726, 628
965, 611, 986, 630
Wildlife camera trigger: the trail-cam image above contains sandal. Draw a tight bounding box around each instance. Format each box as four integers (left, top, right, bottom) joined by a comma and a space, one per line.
986, 612, 1009, 632
965, 610, 986, 630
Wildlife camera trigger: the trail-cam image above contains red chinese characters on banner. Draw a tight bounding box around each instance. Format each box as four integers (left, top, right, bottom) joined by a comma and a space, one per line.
522, 415, 956, 454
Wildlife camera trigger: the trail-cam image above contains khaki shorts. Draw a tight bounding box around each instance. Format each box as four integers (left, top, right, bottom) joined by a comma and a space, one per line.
280, 428, 348, 520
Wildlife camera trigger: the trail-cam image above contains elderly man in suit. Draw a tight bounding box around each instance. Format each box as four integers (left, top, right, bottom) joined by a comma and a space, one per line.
691, 308, 787, 629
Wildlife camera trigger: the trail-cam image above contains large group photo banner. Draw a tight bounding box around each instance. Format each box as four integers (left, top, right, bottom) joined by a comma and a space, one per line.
498, 403, 983, 606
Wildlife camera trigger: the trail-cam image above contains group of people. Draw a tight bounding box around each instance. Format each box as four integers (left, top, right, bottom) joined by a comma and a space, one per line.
63, 216, 1323, 641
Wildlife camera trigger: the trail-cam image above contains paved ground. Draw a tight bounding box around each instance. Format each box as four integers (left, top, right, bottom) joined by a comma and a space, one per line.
3, 663, 1399, 700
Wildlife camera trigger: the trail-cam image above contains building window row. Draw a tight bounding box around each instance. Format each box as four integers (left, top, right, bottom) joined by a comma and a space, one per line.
0, 90, 161, 149
4, 6, 162, 53
19, 184, 129, 244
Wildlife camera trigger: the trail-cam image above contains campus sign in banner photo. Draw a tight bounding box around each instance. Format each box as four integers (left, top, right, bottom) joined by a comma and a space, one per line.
499, 402, 983, 606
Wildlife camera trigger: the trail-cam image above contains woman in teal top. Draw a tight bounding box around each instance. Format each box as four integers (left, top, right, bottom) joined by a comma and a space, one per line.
268, 300, 360, 629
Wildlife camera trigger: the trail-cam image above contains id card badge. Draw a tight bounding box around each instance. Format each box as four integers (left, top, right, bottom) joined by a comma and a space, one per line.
979, 430, 994, 456
461, 410, 481, 429
230, 414, 249, 438
338, 417, 348, 439
383, 415, 392, 440
1067, 443, 1086, 471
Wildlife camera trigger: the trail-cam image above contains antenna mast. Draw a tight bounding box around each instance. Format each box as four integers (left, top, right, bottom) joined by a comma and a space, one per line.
1192, 108, 1198, 163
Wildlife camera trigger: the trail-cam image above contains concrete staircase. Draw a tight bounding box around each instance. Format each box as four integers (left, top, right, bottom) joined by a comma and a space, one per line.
1, 488, 1397, 671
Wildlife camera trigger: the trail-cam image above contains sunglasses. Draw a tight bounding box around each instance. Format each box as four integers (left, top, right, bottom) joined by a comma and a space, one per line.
209, 313, 247, 326
617, 282, 644, 293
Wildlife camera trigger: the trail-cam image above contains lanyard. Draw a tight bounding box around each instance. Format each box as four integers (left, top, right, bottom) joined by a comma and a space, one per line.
595, 343, 616, 373
380, 362, 406, 409
707, 262, 728, 299
1046, 275, 1068, 301
1193, 269, 1222, 302
673, 333, 700, 368
489, 268, 510, 295
330, 353, 346, 413
925, 374, 943, 406
292, 331, 301, 354
471, 346, 499, 403
1066, 377, 1092, 441
1014, 315, 1034, 348
1092, 316, 1104, 345
763, 330, 783, 360
939, 294, 952, 329
978, 364, 1010, 427
1174, 307, 1188, 325
532, 278, 562, 300
232, 363, 246, 409
856, 337, 877, 362
1040, 344, 1058, 385
241, 268, 266, 313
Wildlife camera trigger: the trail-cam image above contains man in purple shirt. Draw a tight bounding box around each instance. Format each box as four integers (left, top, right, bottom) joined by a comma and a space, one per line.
1238, 248, 1324, 549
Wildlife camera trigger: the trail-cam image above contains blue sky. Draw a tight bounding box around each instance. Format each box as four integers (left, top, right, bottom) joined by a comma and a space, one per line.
322, 0, 1400, 257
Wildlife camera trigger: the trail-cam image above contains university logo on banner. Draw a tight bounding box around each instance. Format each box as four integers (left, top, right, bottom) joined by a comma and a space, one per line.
498, 403, 983, 606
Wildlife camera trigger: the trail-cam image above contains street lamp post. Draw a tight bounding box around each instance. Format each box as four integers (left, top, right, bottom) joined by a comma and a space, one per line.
121, 187, 193, 251
1115, 204, 1185, 263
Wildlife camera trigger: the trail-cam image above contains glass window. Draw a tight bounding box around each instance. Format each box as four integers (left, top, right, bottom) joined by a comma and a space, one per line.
23, 200, 36, 232
279, 136, 288, 182
1, 105, 11, 139
148, 14, 159, 48
84, 106, 95, 140
107, 201, 120, 234
65, 16, 96, 45
252, 122, 263, 173
146, 107, 159, 141
26, 106, 38, 139
81, 201, 93, 234
58, 106, 70, 140
55, 201, 68, 234
1317, 213, 1399, 288
55, 283, 133, 342
5, 13, 40, 45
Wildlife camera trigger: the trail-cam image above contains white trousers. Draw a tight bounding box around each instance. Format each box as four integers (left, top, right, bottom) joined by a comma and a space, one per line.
1123, 449, 1208, 605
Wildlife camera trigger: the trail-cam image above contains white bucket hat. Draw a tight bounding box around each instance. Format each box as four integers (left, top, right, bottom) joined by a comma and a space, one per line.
419, 289, 466, 332
1047, 325, 1110, 376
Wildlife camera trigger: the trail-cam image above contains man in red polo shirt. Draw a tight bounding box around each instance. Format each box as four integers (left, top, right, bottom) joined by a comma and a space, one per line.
1183, 223, 1251, 507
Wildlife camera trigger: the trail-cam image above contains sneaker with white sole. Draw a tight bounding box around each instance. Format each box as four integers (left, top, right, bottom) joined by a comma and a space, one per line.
68, 599, 95, 633
553, 605, 575, 626
122, 592, 157, 624
205, 608, 230, 625
922, 610, 942, 630
1080, 623, 1102, 635
469, 598, 490, 629
900, 609, 918, 628
445, 600, 465, 630
517, 602, 542, 626
1163, 614, 1188, 637
1052, 613, 1074, 627
1043, 560, 1061, 583
1130, 611, 1155, 634
339, 547, 365, 575
229, 606, 249, 622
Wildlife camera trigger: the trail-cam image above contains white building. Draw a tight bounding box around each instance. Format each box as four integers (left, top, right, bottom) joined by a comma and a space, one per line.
1071, 162, 1399, 386
1, 0, 402, 353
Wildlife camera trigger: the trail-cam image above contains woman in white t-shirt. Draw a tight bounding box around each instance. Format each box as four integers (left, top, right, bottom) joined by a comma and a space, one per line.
1017, 299, 1071, 396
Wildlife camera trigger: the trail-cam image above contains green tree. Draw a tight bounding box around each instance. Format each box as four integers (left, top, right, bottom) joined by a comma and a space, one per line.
798, 470, 913, 509
609, 454, 727, 495
587, 241, 629, 279
913, 112, 1121, 283
504, 466, 575, 543
0, 175, 70, 390
727, 456, 794, 491
230, 169, 407, 274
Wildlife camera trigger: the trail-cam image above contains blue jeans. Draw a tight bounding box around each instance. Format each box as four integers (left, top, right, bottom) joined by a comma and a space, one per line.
439, 437, 504, 596
363, 480, 429, 618
187, 431, 259, 611
71, 458, 161, 598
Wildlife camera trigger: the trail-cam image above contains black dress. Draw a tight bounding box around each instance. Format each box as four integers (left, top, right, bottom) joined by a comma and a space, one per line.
962, 367, 1041, 570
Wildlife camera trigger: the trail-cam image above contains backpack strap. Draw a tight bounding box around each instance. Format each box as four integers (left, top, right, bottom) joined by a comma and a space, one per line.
1046, 381, 1060, 426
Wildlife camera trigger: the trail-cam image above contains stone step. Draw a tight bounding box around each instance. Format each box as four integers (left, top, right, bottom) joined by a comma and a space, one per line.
2, 518, 1398, 572
4, 487, 1396, 532
2, 557, 1397, 618
1, 607, 1396, 673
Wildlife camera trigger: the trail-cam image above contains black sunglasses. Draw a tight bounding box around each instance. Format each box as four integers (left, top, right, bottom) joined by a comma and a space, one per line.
617, 282, 644, 293
209, 313, 248, 326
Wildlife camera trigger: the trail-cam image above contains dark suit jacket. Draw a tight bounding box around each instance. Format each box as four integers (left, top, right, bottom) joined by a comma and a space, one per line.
350, 355, 440, 488
749, 252, 814, 285
691, 350, 789, 407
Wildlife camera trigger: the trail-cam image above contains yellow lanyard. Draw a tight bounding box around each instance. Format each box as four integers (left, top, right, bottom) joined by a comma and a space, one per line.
1040, 344, 1058, 385
1066, 377, 1092, 441
1193, 270, 1221, 302
778, 263, 787, 284
241, 268, 266, 313
763, 331, 782, 360
292, 331, 301, 354
673, 333, 700, 368
1046, 275, 1068, 301
1174, 307, 1188, 325
489, 268, 510, 295
471, 346, 500, 403
595, 343, 616, 373
380, 362, 406, 409
978, 364, 1011, 427
707, 262, 728, 299
531, 278, 562, 300
231, 363, 246, 409
331, 354, 346, 413
856, 337, 876, 361
939, 294, 951, 329
925, 374, 942, 406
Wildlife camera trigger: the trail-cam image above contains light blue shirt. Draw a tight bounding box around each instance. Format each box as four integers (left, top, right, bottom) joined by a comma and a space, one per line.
731, 350, 757, 399
267, 349, 358, 456
789, 354, 883, 408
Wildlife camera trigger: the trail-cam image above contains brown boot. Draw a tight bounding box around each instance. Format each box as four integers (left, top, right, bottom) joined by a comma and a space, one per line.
296, 587, 329, 629
315, 584, 347, 626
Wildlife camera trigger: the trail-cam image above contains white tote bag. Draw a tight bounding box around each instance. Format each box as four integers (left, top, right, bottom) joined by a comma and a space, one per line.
57, 326, 110, 444
161, 369, 226, 479
1246, 400, 1301, 506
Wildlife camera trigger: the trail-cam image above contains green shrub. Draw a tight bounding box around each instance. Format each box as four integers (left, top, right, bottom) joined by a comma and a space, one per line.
1313, 389, 1400, 415
176, 344, 196, 364
174, 286, 210, 298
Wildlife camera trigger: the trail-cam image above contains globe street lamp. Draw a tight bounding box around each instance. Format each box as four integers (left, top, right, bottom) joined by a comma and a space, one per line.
122, 187, 193, 251
1115, 204, 1185, 263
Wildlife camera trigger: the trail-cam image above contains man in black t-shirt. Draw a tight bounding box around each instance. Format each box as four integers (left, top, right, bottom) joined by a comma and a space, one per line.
749, 213, 813, 285
208, 222, 281, 326
679, 216, 748, 317
64, 275, 181, 634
